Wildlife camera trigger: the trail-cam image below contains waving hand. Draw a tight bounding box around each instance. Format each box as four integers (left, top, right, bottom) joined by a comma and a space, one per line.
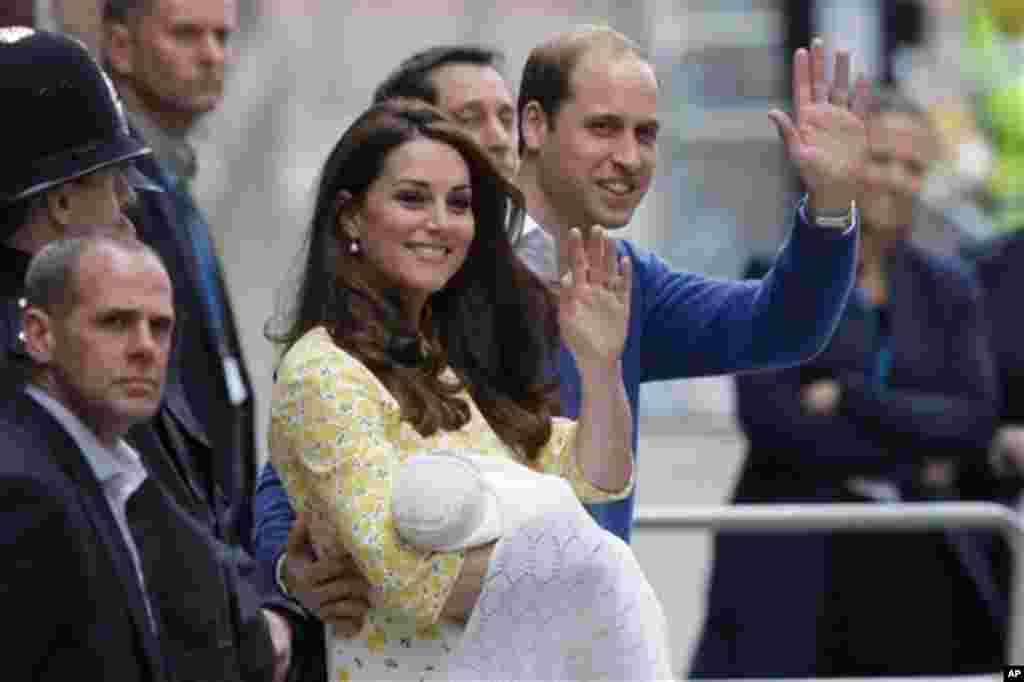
770, 38, 871, 216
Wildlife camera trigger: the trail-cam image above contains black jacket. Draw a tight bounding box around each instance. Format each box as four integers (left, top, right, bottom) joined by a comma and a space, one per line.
128, 149, 258, 548
692, 243, 1004, 676
0, 389, 168, 681
973, 231, 1024, 428
127, 143, 326, 682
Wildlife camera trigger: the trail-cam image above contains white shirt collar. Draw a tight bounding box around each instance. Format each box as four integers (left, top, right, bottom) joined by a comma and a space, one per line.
515, 214, 559, 282
127, 108, 197, 182
25, 385, 146, 486
520, 213, 543, 238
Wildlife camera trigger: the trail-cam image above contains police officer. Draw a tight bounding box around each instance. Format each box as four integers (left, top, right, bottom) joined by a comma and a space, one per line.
0, 24, 155, 382
0, 27, 299, 682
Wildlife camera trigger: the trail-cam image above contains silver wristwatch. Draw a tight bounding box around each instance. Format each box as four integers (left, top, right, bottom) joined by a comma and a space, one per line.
813, 200, 857, 229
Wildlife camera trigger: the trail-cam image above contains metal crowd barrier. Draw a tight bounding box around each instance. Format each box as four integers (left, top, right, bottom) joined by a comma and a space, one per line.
634, 501, 1024, 667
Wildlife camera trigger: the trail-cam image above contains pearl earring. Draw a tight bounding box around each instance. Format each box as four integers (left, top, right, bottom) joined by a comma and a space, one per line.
349, 239, 360, 255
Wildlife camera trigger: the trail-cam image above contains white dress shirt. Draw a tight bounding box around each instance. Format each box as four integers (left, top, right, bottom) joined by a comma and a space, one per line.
514, 214, 559, 283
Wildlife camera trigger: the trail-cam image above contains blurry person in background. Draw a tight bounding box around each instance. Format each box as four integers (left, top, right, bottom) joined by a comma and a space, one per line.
101, 1, 374, 678
959, 4, 1024, 659
102, 0, 260, 549
964, 0, 1024, 480
692, 87, 1004, 678
372, 45, 519, 180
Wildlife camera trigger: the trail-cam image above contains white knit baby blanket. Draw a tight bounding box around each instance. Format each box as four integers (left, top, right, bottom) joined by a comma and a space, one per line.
394, 451, 675, 681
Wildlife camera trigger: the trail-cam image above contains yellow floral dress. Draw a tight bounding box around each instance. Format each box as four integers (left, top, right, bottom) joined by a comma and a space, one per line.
269, 327, 632, 682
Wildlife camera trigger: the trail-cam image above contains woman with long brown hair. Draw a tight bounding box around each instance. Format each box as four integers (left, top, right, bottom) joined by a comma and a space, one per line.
267, 102, 670, 681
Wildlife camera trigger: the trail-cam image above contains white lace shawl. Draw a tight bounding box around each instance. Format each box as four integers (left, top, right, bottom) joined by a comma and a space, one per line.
392, 451, 676, 681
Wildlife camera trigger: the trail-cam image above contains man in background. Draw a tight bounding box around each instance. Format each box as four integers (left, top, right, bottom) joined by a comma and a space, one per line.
101, 3, 370, 677
372, 45, 520, 179
102, 0, 259, 548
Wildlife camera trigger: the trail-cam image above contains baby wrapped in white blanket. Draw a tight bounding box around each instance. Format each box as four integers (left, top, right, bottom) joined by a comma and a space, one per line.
392, 451, 675, 681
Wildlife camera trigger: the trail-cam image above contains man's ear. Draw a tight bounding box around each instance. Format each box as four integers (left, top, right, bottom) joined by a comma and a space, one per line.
104, 22, 135, 78
521, 101, 551, 154
44, 185, 74, 230
22, 307, 55, 366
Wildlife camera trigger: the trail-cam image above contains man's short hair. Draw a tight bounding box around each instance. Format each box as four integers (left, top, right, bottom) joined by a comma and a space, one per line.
372, 45, 506, 106
102, 0, 152, 24
517, 25, 644, 152
25, 236, 158, 317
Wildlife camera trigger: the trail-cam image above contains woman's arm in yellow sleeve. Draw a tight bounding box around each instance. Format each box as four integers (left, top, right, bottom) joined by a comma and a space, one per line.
269, 346, 465, 628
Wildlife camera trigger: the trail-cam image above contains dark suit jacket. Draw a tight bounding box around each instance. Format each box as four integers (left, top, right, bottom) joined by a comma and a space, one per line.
129, 149, 257, 549
0, 390, 169, 682
127, 392, 282, 682
964, 230, 1024, 634
128, 139, 325, 682
972, 231, 1024, 430
691, 242, 1003, 677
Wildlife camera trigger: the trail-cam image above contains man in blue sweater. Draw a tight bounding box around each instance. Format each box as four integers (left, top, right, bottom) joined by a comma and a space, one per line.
511, 27, 864, 540
253, 30, 865, 630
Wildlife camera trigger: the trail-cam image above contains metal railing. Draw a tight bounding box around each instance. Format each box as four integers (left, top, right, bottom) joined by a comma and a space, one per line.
635, 501, 1024, 665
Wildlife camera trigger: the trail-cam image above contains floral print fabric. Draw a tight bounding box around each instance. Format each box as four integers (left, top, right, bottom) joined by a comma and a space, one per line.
269, 327, 633, 680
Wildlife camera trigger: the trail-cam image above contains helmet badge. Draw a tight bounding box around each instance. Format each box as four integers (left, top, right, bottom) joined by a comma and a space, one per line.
0, 27, 35, 44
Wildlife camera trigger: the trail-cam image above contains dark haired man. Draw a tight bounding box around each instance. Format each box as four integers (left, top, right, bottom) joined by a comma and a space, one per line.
102, 0, 260, 552
372, 45, 518, 179
101, 3, 372, 678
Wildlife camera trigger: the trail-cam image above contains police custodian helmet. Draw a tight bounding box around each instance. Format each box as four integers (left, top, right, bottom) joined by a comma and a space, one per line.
0, 26, 153, 205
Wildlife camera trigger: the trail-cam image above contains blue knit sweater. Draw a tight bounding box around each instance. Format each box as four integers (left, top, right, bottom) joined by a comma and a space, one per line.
576, 211, 857, 540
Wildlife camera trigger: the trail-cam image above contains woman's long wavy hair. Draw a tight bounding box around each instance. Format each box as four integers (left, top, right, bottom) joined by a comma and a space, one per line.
268, 102, 559, 460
